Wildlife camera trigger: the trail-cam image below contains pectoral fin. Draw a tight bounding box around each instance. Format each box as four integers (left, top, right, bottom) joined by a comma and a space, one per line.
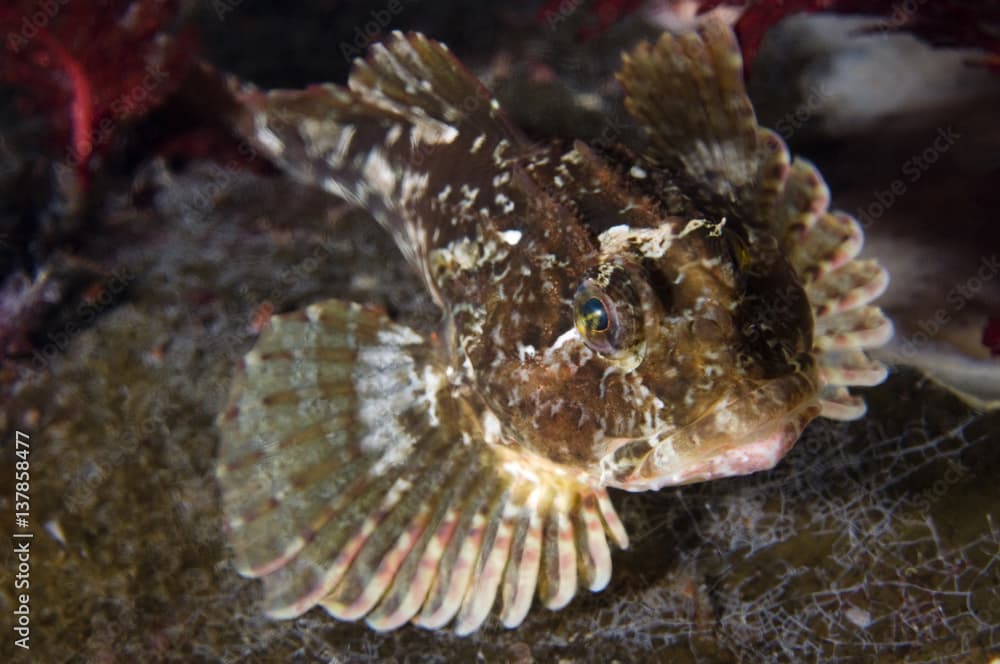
217, 300, 627, 634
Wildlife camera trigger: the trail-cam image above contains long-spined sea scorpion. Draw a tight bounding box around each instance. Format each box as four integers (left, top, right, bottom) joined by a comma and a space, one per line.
216, 19, 892, 634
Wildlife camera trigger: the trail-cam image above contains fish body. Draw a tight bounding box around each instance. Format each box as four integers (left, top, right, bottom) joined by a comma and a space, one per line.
217, 20, 891, 633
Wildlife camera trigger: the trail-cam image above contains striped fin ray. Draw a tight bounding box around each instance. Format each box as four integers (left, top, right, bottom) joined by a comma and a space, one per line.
237, 80, 458, 288
217, 300, 628, 634
769, 159, 893, 419
235, 33, 534, 306
349, 32, 521, 147
618, 18, 758, 211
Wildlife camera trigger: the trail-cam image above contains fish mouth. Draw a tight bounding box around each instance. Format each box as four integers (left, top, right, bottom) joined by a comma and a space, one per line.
600, 370, 821, 492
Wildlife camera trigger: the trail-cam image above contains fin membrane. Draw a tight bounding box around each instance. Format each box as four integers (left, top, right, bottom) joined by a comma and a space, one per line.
217, 300, 627, 634
619, 19, 757, 207
771, 159, 893, 419
619, 19, 893, 420
235, 32, 530, 298
349, 32, 519, 145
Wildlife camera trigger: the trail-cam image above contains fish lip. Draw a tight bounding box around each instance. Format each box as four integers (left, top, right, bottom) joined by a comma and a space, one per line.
602, 371, 821, 492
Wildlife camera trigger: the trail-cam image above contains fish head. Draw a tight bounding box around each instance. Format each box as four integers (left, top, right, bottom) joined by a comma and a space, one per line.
474, 211, 821, 492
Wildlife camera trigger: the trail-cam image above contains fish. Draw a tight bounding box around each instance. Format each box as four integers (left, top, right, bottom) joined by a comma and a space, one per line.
215, 19, 892, 634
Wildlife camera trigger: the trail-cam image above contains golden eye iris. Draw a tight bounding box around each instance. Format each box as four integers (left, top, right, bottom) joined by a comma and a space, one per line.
574, 285, 617, 349
579, 297, 610, 334
572, 261, 653, 367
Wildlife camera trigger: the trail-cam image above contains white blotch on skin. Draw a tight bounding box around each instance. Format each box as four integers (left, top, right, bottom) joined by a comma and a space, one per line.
422, 364, 443, 426
482, 409, 503, 444
400, 170, 430, 208
436, 184, 452, 205
492, 139, 510, 164
599, 224, 675, 259
495, 193, 516, 214
385, 123, 403, 146
500, 229, 522, 246
410, 118, 458, 146
549, 327, 579, 352
363, 150, 397, 196
678, 217, 726, 239
256, 123, 285, 155
460, 184, 480, 201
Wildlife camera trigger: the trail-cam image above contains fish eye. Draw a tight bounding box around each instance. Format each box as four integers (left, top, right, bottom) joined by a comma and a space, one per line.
573, 283, 620, 355
572, 262, 649, 363
578, 297, 610, 334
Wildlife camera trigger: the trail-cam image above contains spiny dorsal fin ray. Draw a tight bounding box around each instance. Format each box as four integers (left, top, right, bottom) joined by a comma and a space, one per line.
237, 82, 447, 278
350, 31, 523, 147
236, 35, 536, 307
751, 128, 791, 221
619, 19, 758, 211
216, 300, 628, 634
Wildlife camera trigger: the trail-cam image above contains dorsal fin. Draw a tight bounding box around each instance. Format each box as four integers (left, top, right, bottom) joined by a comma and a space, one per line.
618, 19, 758, 209
349, 31, 522, 149
235, 33, 535, 306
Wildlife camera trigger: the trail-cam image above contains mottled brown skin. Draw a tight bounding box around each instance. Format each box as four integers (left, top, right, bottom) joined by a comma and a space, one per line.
439, 143, 819, 488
